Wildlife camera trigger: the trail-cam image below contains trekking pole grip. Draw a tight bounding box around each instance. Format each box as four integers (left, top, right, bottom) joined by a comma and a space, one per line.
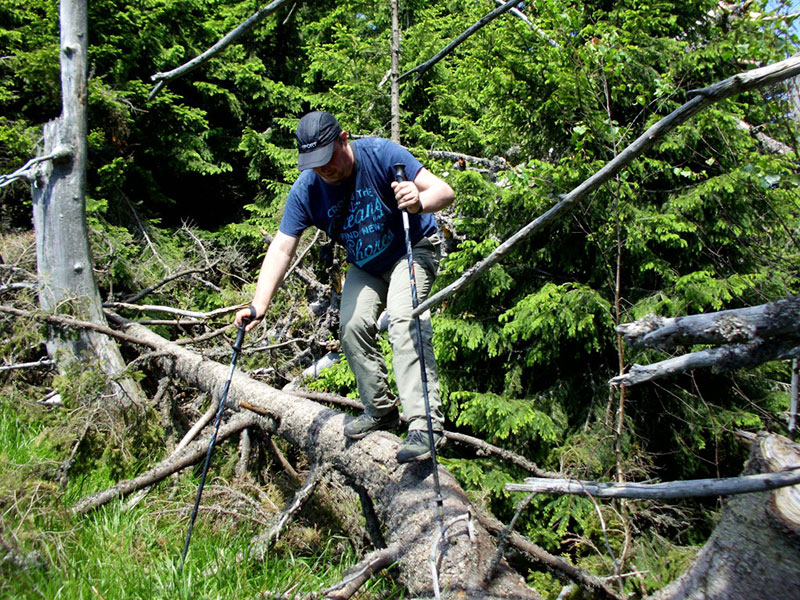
392, 163, 407, 183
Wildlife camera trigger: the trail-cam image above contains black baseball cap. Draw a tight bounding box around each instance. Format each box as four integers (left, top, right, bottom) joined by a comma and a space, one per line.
296, 111, 342, 171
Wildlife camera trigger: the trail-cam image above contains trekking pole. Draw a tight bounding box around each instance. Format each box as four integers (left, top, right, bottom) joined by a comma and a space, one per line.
393, 163, 445, 526
179, 307, 254, 569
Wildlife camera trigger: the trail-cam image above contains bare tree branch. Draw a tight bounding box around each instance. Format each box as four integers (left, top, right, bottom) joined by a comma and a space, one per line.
412, 53, 800, 318
0, 304, 159, 350
149, 0, 293, 98
611, 296, 800, 386
0, 147, 72, 188
398, 0, 524, 83
610, 340, 800, 387
322, 545, 401, 600
507, 466, 800, 499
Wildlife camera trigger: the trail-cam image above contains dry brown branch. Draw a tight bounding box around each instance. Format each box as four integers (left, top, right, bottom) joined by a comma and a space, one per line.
72, 411, 268, 514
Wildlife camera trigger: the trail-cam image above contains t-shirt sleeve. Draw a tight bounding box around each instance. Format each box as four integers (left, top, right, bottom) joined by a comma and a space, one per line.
382, 140, 424, 183
279, 179, 313, 238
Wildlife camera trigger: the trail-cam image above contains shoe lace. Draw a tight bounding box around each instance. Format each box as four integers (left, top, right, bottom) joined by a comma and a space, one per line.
406, 429, 428, 445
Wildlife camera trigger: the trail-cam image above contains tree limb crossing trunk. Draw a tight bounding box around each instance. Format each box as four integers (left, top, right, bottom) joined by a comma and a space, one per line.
117, 321, 540, 599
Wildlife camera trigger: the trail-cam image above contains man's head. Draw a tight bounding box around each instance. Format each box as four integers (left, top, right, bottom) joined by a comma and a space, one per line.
296, 111, 343, 171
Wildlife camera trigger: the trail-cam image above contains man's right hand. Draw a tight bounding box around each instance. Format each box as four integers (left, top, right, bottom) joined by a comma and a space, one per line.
234, 305, 262, 332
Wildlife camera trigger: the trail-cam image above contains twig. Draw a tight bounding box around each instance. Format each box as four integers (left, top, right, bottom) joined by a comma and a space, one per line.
285, 229, 321, 281
121, 265, 219, 303
175, 398, 217, 453
0, 357, 54, 372
249, 463, 330, 562
149, 0, 293, 98
486, 493, 534, 582
398, 0, 524, 82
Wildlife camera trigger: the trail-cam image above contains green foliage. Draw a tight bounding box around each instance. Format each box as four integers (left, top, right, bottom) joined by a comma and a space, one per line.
2, 0, 799, 595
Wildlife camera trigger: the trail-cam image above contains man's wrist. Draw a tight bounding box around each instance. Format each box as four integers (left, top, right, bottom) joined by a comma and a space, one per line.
410, 197, 424, 214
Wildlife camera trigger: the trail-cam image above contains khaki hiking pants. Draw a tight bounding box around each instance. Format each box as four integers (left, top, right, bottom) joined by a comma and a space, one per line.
339, 234, 443, 432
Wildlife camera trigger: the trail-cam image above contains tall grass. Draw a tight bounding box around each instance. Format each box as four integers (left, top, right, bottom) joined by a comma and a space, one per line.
0, 397, 403, 600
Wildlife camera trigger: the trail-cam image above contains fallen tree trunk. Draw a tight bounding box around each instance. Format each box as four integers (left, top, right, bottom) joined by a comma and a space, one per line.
649, 433, 800, 600
115, 321, 540, 599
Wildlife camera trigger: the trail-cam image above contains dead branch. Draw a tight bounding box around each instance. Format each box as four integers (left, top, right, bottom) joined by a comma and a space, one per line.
322, 545, 401, 600
72, 411, 269, 514
617, 296, 800, 350
507, 466, 800, 498
149, 0, 293, 98
473, 505, 622, 600
0, 305, 159, 350
121, 265, 219, 303
103, 301, 242, 320
610, 339, 800, 386
175, 398, 217, 453
398, 0, 524, 83
0, 147, 72, 188
412, 53, 800, 319
0, 357, 54, 372
249, 464, 330, 562
735, 117, 795, 154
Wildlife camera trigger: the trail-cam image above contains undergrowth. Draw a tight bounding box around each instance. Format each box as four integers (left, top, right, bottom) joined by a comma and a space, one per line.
0, 393, 403, 600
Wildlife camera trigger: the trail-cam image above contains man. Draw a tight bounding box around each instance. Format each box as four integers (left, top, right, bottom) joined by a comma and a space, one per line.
235, 111, 454, 463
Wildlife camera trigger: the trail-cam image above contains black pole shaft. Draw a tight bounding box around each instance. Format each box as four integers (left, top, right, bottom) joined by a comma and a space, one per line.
180, 322, 248, 568
393, 163, 445, 526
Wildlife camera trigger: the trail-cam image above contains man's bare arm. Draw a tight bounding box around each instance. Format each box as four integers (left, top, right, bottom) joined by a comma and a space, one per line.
234, 231, 300, 330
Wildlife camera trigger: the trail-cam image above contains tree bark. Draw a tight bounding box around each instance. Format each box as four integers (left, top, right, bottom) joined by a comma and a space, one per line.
610, 296, 800, 386
31, 0, 144, 407
649, 433, 800, 600
115, 321, 540, 599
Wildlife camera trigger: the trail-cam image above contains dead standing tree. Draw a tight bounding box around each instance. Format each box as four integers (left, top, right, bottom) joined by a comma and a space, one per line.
22, 0, 144, 406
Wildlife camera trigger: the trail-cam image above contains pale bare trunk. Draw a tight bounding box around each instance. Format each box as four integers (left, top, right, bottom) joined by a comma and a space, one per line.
31, 0, 143, 407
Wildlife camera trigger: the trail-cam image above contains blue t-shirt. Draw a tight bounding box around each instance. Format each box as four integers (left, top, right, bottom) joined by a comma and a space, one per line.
279, 137, 438, 276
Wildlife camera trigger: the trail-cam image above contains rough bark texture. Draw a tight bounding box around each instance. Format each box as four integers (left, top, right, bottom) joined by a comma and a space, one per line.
650, 433, 800, 600
119, 321, 540, 599
31, 0, 143, 406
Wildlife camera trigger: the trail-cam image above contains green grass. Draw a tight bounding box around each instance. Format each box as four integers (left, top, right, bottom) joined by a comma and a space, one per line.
0, 397, 404, 600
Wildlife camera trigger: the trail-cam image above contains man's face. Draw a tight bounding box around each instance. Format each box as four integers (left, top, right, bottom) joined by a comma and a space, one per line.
313, 135, 353, 184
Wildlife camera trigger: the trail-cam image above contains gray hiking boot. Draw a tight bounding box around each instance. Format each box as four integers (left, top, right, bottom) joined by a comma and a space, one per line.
396, 429, 445, 463
344, 409, 400, 439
